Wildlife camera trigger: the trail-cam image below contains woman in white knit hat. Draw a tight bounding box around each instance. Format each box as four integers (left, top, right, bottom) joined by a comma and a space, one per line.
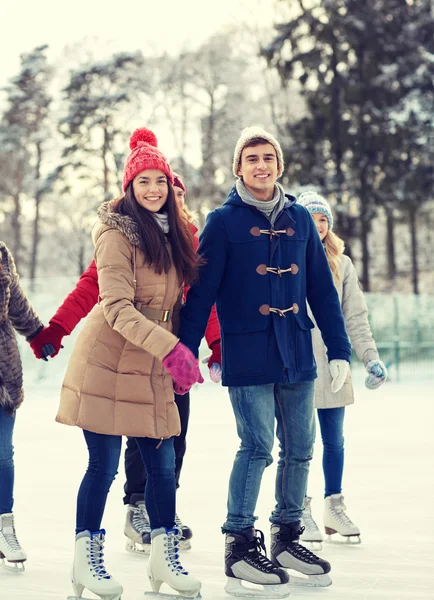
298, 190, 387, 547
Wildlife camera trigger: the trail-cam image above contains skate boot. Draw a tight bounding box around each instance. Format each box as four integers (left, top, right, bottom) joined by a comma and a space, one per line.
270, 522, 332, 588
0, 513, 27, 572
224, 528, 290, 599
124, 497, 151, 555
68, 529, 123, 600
146, 527, 201, 599
300, 497, 324, 551
324, 493, 361, 543
175, 513, 193, 550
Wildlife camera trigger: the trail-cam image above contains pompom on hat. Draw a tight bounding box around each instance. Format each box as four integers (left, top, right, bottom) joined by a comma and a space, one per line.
232, 126, 284, 178
173, 172, 186, 193
298, 190, 334, 230
123, 127, 174, 192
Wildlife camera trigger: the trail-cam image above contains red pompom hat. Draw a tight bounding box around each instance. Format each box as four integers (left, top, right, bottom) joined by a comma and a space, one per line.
173, 172, 186, 193
123, 127, 174, 192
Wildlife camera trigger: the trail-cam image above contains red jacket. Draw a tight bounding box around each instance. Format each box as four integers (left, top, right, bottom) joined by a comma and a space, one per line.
51, 222, 221, 349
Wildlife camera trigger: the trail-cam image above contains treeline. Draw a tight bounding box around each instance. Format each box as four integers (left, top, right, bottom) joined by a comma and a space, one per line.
0, 0, 433, 293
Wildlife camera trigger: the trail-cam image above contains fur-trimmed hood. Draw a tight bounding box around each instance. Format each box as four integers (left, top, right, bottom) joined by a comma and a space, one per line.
93, 200, 141, 247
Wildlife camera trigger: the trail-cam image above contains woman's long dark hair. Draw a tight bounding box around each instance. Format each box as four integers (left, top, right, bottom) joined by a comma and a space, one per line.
114, 180, 199, 285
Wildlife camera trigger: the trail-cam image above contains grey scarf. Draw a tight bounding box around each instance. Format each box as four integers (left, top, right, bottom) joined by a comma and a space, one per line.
153, 211, 169, 234
236, 180, 286, 226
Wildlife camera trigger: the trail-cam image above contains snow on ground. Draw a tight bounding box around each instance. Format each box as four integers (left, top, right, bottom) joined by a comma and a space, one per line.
3, 316, 434, 600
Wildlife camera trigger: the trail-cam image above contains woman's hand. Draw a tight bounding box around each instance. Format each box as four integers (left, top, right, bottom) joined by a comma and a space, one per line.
29, 323, 66, 360
163, 342, 204, 391
365, 359, 387, 390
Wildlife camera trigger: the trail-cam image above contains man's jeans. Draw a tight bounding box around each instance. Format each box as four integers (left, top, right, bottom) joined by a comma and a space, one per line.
222, 381, 315, 533
317, 407, 345, 497
76, 430, 176, 534
0, 408, 15, 514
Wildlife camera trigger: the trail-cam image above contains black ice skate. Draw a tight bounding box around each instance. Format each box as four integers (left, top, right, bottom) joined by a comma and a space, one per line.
175, 513, 193, 550
124, 497, 151, 555
270, 522, 332, 588
225, 527, 290, 599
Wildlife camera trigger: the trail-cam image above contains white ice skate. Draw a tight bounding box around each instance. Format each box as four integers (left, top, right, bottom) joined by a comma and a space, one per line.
300, 497, 323, 551
145, 527, 201, 599
324, 494, 361, 544
124, 500, 151, 555
67, 529, 123, 600
0, 513, 27, 573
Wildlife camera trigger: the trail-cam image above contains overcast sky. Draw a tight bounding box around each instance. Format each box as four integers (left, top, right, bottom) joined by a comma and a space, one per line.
1, 0, 281, 86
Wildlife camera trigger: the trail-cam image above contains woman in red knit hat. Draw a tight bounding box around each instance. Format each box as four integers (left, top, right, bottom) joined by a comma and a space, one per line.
39, 128, 204, 600
31, 171, 222, 560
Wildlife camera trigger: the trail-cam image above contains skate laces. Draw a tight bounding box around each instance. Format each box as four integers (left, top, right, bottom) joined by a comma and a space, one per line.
245, 530, 275, 573
302, 508, 320, 534
88, 531, 111, 579
166, 528, 188, 575
0, 514, 21, 551
174, 513, 185, 529
331, 497, 355, 527
131, 503, 151, 533
291, 537, 323, 564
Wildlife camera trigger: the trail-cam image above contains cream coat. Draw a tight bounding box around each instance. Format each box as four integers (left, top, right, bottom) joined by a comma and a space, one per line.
56, 201, 183, 438
309, 254, 379, 409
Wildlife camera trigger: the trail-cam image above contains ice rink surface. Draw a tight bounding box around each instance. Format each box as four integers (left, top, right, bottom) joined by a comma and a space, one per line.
3, 336, 434, 600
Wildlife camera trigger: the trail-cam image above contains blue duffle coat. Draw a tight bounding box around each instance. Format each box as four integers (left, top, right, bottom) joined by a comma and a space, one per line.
179, 187, 351, 387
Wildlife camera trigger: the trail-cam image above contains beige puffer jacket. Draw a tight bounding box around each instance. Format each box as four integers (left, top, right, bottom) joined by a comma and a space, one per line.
56, 201, 183, 438
310, 254, 379, 409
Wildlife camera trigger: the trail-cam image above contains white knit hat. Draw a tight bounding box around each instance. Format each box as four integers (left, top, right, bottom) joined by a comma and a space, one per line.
232, 126, 284, 178
298, 191, 334, 230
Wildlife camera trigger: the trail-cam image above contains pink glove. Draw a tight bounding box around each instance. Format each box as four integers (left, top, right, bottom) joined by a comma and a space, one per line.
163, 342, 204, 389
174, 382, 190, 396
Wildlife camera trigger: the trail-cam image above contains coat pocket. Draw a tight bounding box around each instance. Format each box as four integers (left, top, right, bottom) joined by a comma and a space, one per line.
294, 314, 316, 373
224, 330, 268, 377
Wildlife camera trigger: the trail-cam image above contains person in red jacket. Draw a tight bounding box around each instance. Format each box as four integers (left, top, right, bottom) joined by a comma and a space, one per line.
31, 173, 221, 554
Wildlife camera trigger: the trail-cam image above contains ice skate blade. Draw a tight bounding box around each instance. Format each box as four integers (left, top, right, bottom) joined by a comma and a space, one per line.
125, 538, 151, 555
145, 591, 201, 599
67, 596, 122, 600
289, 573, 332, 588
225, 578, 290, 598
325, 533, 361, 545
0, 558, 26, 573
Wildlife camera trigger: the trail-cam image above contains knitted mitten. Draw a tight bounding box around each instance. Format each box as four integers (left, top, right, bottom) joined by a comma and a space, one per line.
30, 322, 66, 360
163, 343, 204, 389
365, 359, 387, 390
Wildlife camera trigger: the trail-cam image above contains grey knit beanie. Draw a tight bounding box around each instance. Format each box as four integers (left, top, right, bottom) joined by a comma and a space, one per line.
232, 126, 284, 178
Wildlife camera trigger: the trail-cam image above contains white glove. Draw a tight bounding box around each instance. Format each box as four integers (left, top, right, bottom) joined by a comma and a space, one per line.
365, 359, 387, 390
329, 359, 349, 393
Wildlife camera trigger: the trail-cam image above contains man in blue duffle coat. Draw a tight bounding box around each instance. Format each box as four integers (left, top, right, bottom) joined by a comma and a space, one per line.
179, 126, 352, 594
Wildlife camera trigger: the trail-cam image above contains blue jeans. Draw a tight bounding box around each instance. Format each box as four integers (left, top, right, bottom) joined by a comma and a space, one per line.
223, 381, 315, 533
317, 407, 345, 497
76, 430, 176, 534
0, 408, 15, 514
